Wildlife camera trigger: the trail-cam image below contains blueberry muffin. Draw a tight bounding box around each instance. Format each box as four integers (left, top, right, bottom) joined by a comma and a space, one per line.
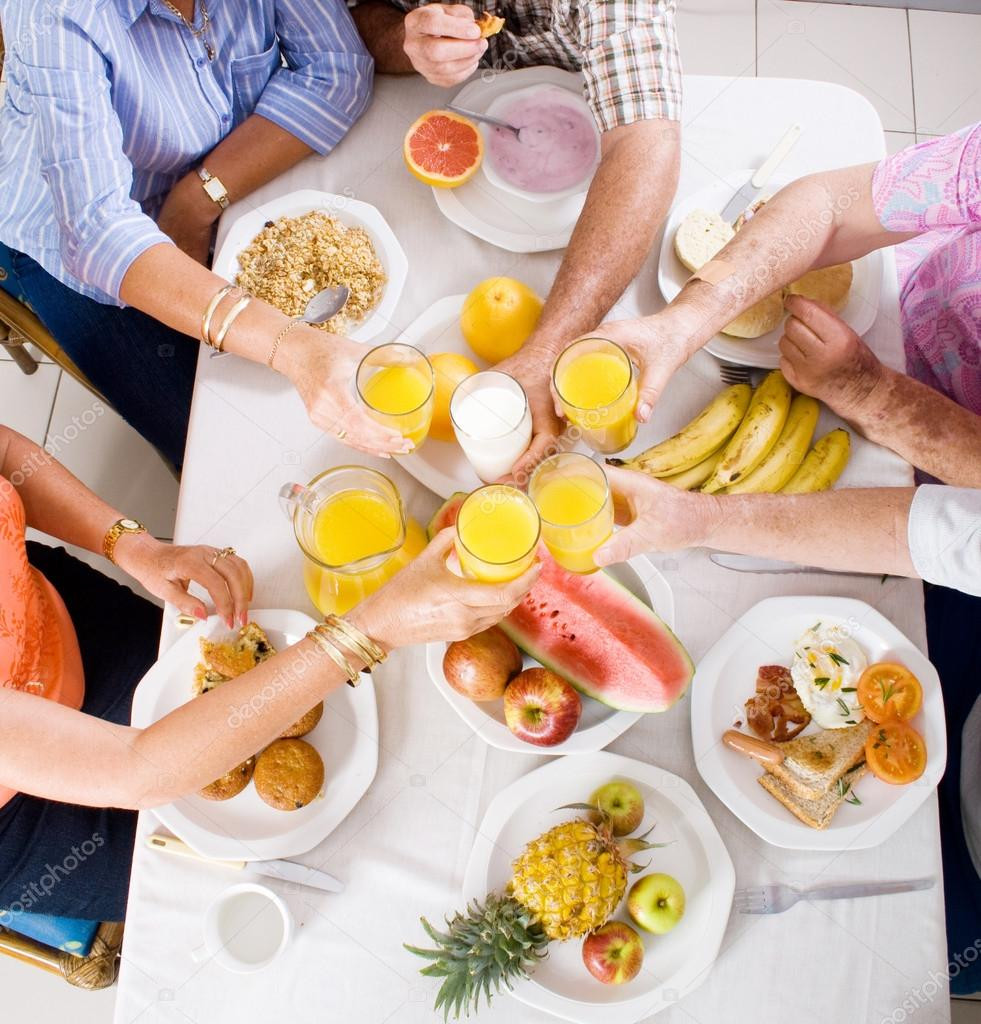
279, 701, 325, 739
199, 756, 256, 801
253, 739, 325, 811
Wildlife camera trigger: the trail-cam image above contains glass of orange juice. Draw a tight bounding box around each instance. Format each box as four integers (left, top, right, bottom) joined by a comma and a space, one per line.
553, 337, 638, 454
529, 453, 613, 574
280, 466, 425, 615
357, 343, 435, 449
454, 484, 540, 583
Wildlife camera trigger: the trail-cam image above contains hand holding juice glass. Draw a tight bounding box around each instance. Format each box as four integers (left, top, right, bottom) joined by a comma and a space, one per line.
454, 485, 541, 583
529, 453, 613, 574
553, 337, 638, 454
357, 343, 435, 449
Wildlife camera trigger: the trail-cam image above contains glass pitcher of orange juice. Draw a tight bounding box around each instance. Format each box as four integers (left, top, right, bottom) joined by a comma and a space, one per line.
280, 467, 420, 615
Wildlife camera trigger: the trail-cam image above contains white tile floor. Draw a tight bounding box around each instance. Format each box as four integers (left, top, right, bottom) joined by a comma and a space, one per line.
2, 2, 980, 1021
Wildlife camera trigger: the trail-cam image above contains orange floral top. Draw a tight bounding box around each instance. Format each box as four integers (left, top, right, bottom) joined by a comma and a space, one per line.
0, 473, 84, 808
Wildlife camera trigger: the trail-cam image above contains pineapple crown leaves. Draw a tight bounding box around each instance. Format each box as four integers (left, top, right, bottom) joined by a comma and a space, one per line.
404, 893, 548, 1021
555, 803, 673, 864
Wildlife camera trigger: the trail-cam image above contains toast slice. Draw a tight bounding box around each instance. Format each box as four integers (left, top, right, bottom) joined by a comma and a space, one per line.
758, 763, 867, 830
765, 720, 872, 802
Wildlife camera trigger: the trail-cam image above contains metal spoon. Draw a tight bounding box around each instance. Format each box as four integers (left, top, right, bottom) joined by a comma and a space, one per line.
447, 103, 521, 138
302, 284, 349, 324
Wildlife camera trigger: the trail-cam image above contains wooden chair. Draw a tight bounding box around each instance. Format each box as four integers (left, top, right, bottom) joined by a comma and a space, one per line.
0, 28, 105, 401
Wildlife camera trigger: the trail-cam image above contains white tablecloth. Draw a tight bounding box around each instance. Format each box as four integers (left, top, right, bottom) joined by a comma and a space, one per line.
113, 76, 950, 1024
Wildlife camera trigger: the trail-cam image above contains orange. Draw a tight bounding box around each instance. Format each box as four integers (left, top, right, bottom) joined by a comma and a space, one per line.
865, 721, 927, 786
404, 111, 483, 189
460, 277, 543, 363
429, 352, 479, 442
857, 663, 923, 723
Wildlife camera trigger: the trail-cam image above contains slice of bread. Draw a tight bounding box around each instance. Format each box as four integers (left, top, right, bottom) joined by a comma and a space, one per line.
674, 209, 735, 272
764, 720, 872, 802
722, 291, 785, 338
787, 262, 853, 311
758, 762, 867, 830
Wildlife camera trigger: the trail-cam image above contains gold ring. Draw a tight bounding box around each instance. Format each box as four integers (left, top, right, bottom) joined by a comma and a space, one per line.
211, 546, 235, 567
336, 429, 347, 441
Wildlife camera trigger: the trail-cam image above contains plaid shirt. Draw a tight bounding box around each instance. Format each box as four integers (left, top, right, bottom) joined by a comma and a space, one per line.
360, 1, 682, 131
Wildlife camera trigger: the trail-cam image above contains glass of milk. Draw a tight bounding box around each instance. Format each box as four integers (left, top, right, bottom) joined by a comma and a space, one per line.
450, 371, 532, 482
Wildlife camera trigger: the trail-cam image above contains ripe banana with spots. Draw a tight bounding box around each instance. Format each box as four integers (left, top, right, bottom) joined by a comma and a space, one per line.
701, 370, 793, 493
722, 394, 820, 494
607, 383, 752, 477
781, 428, 851, 493
661, 448, 725, 490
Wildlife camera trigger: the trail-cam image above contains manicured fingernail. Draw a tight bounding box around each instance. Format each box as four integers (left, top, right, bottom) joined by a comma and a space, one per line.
638, 402, 651, 421
194, 607, 207, 621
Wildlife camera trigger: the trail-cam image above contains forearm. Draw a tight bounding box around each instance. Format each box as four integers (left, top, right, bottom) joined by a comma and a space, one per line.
663, 164, 911, 358
0, 426, 126, 554
698, 488, 917, 578
848, 367, 981, 486
532, 121, 680, 358
351, 1, 413, 72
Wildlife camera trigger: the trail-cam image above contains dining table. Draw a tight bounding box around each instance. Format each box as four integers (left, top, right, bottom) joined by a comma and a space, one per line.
112, 74, 951, 1024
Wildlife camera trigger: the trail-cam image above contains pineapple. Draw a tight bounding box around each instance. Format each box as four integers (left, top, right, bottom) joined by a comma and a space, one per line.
405, 806, 656, 1019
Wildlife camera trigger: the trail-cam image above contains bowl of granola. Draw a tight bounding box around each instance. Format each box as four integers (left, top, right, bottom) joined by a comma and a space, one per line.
212, 189, 408, 342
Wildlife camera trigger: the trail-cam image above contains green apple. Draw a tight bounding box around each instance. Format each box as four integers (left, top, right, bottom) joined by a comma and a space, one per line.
589, 780, 644, 836
627, 873, 685, 935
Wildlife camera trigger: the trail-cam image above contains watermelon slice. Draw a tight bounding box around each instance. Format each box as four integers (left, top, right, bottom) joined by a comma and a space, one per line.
425, 493, 693, 713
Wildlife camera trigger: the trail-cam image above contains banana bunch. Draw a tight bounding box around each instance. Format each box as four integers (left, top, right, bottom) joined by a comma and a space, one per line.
610, 371, 850, 495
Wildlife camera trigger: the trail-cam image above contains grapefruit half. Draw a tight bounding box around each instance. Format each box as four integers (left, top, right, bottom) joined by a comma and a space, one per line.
404, 110, 483, 189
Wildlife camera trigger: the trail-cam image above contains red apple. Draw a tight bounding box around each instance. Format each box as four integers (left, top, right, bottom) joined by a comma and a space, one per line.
503, 668, 581, 746
443, 627, 523, 702
582, 922, 644, 985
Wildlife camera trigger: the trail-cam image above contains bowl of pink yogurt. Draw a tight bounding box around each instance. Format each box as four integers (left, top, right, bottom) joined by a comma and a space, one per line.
481, 84, 601, 203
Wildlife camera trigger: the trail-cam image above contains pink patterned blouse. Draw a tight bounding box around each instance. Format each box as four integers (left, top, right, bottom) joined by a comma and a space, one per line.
871, 123, 981, 413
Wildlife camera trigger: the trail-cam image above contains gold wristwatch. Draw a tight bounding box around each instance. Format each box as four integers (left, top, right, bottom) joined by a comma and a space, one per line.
197, 165, 229, 210
103, 518, 148, 564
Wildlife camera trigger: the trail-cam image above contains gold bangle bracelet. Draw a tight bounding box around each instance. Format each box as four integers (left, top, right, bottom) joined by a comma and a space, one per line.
268, 318, 303, 369
307, 628, 360, 687
201, 284, 237, 345
212, 294, 252, 353
326, 614, 388, 666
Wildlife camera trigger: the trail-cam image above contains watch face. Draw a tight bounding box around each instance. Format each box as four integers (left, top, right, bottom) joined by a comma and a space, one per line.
120, 519, 142, 531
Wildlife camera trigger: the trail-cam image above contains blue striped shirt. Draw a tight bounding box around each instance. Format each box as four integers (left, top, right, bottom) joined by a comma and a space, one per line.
0, 0, 373, 305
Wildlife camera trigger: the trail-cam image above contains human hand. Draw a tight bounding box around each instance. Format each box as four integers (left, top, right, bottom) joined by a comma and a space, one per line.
590, 315, 692, 423
593, 466, 721, 567
495, 342, 567, 483
403, 4, 488, 87
114, 535, 254, 627
348, 528, 541, 648
156, 173, 218, 266
278, 327, 411, 456
779, 296, 884, 420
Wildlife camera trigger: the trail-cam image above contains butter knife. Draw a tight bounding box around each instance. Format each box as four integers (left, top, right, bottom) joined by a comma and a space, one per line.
709, 552, 883, 578
145, 833, 344, 893
721, 123, 802, 223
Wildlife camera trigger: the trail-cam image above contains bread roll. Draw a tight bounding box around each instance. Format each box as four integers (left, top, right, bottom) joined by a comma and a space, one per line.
673, 209, 735, 273
787, 262, 853, 311
722, 291, 785, 338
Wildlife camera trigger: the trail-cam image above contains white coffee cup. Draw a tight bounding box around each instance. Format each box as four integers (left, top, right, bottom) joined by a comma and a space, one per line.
191, 882, 293, 973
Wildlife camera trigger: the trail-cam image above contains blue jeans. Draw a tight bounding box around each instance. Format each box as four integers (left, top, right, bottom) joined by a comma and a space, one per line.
0, 544, 162, 922
926, 583, 981, 995
0, 243, 197, 470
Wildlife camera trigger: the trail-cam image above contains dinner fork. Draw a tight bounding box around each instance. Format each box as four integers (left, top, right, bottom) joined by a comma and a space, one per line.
717, 361, 764, 387
733, 877, 934, 915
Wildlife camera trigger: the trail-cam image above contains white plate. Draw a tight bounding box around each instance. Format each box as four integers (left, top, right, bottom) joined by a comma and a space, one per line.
462, 751, 735, 1024
131, 609, 379, 862
433, 67, 593, 252
212, 188, 408, 343
426, 555, 675, 754
657, 173, 883, 368
691, 596, 946, 851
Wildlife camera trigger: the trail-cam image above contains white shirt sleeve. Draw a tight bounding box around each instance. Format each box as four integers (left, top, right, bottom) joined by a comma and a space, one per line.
908, 486, 981, 597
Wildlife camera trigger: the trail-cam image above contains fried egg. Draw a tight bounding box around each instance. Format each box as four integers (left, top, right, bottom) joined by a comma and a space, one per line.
790, 622, 868, 730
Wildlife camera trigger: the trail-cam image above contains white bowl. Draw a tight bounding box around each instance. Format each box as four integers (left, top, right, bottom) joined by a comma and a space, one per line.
480, 83, 600, 204
212, 188, 408, 343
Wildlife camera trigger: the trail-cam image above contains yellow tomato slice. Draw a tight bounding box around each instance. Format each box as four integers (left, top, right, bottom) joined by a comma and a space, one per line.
865, 721, 927, 785
857, 662, 923, 723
